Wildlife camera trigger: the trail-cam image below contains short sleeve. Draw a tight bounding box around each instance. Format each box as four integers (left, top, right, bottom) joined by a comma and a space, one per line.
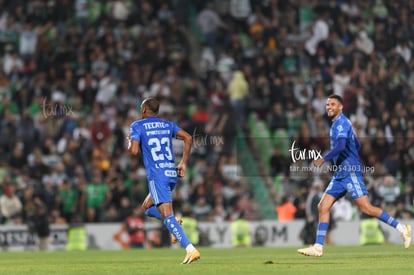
130, 121, 141, 141
170, 121, 182, 138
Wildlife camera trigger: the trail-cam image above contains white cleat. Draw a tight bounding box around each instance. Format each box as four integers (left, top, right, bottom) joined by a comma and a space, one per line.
297, 245, 323, 257
402, 224, 411, 249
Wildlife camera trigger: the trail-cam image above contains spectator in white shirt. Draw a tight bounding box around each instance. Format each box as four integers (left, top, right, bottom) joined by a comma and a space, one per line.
111, 0, 129, 22
395, 40, 411, 64
73, 117, 91, 141
355, 31, 374, 56
96, 72, 117, 106
3, 51, 24, 75
305, 9, 329, 56
19, 23, 37, 58
197, 3, 228, 51
0, 185, 23, 224
333, 66, 350, 98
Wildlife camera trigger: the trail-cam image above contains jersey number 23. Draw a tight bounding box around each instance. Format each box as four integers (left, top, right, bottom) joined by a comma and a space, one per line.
148, 137, 173, 161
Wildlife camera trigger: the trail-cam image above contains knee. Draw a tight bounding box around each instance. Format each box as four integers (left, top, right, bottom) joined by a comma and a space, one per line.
317, 203, 329, 215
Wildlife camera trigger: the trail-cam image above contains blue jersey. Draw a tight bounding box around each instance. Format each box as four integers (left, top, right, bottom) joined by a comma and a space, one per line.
329, 114, 362, 178
129, 116, 181, 183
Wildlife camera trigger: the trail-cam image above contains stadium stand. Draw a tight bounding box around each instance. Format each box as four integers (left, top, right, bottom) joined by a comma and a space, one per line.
0, 0, 413, 230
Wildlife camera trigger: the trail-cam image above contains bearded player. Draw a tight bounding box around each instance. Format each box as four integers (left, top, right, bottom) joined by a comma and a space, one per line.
298, 94, 411, 257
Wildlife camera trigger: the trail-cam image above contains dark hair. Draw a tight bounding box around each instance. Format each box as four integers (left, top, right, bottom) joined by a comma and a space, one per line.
328, 94, 343, 104
142, 98, 159, 114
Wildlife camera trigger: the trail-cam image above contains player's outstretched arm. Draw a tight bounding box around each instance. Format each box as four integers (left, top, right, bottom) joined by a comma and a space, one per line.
176, 129, 192, 177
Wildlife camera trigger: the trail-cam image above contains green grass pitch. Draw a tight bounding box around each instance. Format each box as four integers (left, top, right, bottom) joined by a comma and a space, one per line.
0, 245, 413, 274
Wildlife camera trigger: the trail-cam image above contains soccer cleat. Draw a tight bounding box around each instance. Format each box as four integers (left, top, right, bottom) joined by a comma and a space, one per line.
171, 216, 183, 244
297, 245, 323, 257
181, 249, 201, 264
402, 224, 411, 248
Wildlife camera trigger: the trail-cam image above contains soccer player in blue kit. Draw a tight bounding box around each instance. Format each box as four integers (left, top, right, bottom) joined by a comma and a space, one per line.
298, 94, 411, 257
127, 98, 200, 264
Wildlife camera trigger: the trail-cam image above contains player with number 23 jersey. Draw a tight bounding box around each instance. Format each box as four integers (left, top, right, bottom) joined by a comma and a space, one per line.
129, 117, 181, 204
127, 98, 200, 264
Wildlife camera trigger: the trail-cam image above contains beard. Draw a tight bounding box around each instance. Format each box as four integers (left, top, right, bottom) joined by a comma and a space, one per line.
327, 110, 339, 120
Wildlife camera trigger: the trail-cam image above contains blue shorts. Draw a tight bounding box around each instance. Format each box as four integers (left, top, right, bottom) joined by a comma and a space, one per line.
325, 173, 368, 200
148, 178, 177, 205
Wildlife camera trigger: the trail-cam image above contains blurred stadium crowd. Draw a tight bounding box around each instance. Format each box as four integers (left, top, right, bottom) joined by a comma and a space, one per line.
0, 0, 414, 231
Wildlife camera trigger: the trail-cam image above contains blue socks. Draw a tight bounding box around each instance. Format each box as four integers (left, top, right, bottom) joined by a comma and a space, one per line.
378, 210, 398, 228
315, 222, 329, 246
144, 207, 191, 248
144, 206, 161, 220
312, 211, 399, 247
164, 214, 191, 248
